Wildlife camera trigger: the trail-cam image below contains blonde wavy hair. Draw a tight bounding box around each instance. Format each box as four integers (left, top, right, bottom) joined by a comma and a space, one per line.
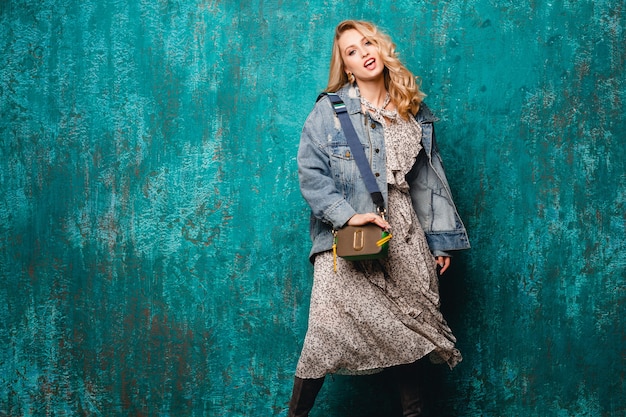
326, 20, 425, 119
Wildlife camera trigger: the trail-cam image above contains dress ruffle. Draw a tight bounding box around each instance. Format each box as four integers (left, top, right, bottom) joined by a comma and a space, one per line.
361, 94, 423, 192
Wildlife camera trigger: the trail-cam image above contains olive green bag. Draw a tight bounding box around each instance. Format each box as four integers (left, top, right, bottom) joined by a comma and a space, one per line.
334, 224, 391, 261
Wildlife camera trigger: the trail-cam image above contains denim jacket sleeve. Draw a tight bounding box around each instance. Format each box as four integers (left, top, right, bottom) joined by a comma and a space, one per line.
406, 103, 471, 254
298, 96, 358, 230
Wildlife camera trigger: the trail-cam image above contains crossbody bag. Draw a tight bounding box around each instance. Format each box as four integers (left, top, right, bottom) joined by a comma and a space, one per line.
318, 93, 392, 271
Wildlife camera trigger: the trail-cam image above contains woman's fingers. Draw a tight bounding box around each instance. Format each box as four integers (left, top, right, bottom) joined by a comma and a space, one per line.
436, 256, 451, 275
347, 213, 390, 229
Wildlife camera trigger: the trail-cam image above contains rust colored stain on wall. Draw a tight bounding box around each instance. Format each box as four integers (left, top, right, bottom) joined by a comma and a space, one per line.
0, 1, 624, 416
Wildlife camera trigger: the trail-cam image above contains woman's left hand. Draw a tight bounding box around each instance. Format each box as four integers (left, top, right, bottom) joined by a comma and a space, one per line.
435, 256, 451, 275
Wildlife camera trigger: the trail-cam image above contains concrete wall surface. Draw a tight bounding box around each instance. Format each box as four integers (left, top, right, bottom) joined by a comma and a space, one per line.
1, 0, 624, 416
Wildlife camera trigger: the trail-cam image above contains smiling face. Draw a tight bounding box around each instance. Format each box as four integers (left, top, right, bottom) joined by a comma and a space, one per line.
337, 28, 385, 84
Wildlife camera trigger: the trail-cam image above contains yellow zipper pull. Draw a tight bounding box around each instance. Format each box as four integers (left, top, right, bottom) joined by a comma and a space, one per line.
332, 230, 338, 273
376, 232, 393, 247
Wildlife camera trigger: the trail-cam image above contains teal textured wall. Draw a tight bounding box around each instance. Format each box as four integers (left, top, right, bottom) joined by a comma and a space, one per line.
1, 0, 624, 416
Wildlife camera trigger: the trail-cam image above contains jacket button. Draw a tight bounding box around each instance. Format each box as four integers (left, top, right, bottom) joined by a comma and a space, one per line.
375, 172, 380, 177
375, 148, 380, 153
371, 123, 376, 129
345, 151, 351, 157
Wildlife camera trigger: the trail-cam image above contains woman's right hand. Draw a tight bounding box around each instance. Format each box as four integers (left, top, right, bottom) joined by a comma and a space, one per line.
347, 213, 390, 230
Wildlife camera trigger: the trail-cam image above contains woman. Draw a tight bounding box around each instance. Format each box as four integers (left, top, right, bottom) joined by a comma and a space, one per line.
289, 20, 470, 416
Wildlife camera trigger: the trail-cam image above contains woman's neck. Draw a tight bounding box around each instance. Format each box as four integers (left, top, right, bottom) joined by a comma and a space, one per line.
356, 79, 388, 108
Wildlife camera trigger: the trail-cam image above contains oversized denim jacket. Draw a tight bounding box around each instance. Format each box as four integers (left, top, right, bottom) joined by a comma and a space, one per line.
298, 84, 470, 261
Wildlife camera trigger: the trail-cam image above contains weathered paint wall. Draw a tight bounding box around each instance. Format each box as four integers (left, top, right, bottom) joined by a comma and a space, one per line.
1, 0, 624, 415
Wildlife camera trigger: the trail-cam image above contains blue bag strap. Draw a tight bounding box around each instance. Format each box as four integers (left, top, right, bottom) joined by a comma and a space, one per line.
318, 92, 385, 212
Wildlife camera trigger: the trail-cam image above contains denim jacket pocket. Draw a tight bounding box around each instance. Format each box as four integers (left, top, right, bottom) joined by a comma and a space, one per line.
328, 140, 359, 193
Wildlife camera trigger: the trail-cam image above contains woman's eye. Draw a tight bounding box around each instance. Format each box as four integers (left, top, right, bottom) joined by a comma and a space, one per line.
348, 50, 356, 56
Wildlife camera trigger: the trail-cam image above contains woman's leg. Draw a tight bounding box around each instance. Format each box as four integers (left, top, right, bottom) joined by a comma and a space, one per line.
390, 361, 424, 417
287, 376, 325, 417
